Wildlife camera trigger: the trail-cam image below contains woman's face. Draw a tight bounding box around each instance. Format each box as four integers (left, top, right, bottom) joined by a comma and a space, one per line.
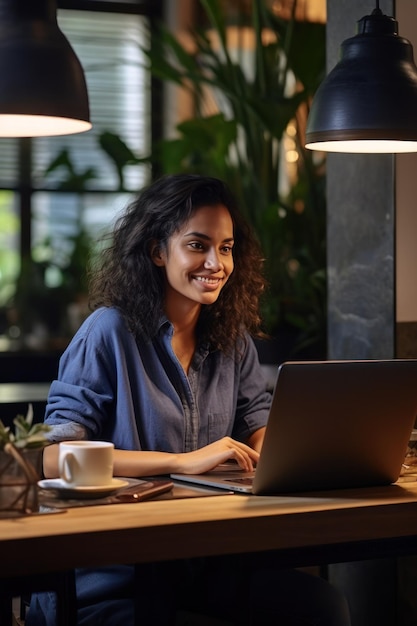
153, 203, 234, 310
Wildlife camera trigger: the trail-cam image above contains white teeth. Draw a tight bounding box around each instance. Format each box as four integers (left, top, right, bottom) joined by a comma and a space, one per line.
194, 276, 219, 284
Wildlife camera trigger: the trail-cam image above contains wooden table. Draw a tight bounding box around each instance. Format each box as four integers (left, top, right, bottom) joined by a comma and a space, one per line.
2, 479, 417, 578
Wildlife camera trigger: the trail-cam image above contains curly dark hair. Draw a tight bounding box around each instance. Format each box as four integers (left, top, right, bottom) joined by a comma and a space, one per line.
88, 174, 266, 352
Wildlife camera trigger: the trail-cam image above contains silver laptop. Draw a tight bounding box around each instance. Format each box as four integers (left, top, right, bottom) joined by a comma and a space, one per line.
171, 359, 417, 495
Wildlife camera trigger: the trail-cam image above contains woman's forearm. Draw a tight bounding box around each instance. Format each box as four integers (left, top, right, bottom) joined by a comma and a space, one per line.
113, 448, 181, 477
43, 435, 261, 479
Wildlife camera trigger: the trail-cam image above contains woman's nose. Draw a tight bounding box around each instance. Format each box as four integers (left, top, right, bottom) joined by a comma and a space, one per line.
204, 249, 223, 270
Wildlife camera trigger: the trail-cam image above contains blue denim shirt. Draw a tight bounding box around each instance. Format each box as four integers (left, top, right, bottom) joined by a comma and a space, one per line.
29, 307, 271, 625
45, 307, 270, 451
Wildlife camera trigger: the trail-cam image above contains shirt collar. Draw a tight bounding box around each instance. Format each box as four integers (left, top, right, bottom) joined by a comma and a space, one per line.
156, 315, 211, 361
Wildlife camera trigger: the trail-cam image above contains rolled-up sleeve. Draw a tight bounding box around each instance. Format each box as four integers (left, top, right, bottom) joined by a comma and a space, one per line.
44, 308, 142, 450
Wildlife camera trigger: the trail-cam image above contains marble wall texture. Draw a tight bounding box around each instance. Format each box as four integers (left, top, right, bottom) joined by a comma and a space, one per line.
327, 153, 395, 359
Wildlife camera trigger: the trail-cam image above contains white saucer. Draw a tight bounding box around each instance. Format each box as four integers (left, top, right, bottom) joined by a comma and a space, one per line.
38, 478, 129, 499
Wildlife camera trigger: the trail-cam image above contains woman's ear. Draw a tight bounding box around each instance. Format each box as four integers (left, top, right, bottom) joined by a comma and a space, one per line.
150, 240, 165, 267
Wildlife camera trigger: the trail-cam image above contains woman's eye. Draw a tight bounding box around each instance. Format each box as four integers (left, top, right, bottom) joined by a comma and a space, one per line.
188, 241, 204, 250
187, 241, 233, 253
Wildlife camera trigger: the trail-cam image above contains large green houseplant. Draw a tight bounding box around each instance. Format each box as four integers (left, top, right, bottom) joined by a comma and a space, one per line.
145, 0, 326, 358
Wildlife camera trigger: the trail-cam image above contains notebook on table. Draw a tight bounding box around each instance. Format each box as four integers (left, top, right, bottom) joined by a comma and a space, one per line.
171, 359, 417, 495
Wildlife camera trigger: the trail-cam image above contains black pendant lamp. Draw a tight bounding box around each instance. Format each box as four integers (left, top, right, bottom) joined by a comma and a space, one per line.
305, 1, 417, 153
0, 0, 91, 137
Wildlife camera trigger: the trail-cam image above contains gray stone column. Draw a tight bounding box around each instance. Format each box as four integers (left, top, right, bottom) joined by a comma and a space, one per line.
326, 2, 398, 625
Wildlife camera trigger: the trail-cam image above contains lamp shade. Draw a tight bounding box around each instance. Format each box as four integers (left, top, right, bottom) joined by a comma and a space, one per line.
305, 7, 417, 153
0, 0, 91, 137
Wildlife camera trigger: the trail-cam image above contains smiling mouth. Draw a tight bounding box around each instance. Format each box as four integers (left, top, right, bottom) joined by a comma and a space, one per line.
193, 275, 222, 285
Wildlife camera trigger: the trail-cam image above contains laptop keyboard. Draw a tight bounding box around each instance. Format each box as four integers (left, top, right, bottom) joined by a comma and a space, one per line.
225, 477, 254, 486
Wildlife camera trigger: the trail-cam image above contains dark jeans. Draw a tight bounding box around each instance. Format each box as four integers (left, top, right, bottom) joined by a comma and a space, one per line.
27, 555, 351, 626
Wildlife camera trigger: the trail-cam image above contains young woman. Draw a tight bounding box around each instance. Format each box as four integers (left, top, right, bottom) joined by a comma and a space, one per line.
27, 174, 350, 625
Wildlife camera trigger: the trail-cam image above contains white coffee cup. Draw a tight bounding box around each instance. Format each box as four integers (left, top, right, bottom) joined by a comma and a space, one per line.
58, 441, 114, 487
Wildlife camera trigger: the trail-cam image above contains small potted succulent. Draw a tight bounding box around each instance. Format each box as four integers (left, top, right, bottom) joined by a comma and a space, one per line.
0, 406, 51, 516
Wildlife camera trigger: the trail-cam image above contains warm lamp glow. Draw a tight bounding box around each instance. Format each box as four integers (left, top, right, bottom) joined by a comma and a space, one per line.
305, 140, 417, 154
0, 115, 91, 138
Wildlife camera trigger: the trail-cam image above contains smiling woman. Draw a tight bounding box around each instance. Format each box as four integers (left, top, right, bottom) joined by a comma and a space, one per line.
87, 173, 266, 354
151, 202, 235, 372
27, 174, 350, 626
